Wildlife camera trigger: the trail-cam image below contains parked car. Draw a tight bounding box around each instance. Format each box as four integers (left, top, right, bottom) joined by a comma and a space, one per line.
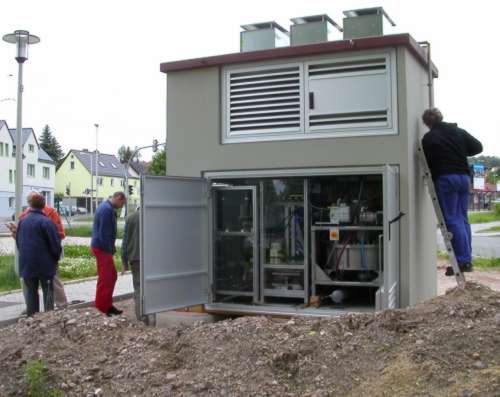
76, 207, 88, 215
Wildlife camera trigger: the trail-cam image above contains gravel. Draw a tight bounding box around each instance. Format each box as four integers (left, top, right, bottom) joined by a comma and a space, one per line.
0, 282, 499, 396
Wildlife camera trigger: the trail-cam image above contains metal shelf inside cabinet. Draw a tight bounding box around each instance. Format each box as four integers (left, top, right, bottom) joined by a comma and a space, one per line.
263, 288, 305, 298
215, 290, 255, 296
216, 231, 254, 237
314, 279, 381, 287
312, 225, 383, 231
263, 263, 304, 270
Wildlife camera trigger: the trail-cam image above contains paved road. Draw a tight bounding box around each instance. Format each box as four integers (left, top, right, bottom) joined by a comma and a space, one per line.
437, 221, 500, 258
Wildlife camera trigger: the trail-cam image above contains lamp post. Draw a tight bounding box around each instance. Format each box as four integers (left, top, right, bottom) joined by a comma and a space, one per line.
94, 123, 99, 210
3, 30, 40, 270
3, 30, 40, 221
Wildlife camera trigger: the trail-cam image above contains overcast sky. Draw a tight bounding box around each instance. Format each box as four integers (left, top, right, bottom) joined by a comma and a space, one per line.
0, 0, 499, 160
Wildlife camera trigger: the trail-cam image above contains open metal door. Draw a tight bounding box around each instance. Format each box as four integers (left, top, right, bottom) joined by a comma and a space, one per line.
379, 165, 401, 309
140, 176, 208, 315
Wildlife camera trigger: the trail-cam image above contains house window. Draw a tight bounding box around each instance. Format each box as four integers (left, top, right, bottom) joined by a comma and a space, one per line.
7, 143, 10, 156
110, 178, 114, 187
8, 197, 14, 208
70, 161, 75, 170
120, 179, 124, 187
97, 177, 103, 186
0, 143, 3, 156
111, 163, 117, 169
27, 163, 35, 177
9, 170, 13, 183
28, 144, 34, 152
43, 166, 50, 179
99, 161, 105, 167
222, 51, 396, 143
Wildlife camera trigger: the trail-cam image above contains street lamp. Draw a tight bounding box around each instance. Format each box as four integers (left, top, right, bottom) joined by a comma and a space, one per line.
3, 30, 40, 272
94, 123, 99, 210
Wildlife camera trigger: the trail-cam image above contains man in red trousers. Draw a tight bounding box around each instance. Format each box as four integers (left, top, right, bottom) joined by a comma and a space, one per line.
91, 192, 126, 316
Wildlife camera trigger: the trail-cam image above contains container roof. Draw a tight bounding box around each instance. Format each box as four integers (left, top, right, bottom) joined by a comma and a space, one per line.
160, 33, 438, 77
240, 21, 288, 34
290, 14, 343, 32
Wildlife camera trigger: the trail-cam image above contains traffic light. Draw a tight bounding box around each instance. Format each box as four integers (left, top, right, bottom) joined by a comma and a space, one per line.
128, 185, 133, 195
152, 139, 158, 153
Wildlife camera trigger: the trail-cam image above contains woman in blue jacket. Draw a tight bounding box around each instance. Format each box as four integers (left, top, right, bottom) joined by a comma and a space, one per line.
16, 194, 61, 316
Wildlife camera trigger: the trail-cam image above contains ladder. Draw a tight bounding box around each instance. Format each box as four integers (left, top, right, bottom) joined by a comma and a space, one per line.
416, 142, 466, 288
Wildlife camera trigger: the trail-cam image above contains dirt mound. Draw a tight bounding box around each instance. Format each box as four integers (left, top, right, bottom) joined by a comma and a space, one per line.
0, 282, 499, 396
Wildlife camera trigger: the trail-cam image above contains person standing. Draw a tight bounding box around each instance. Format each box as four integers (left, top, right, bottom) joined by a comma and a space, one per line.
121, 207, 148, 323
8, 192, 68, 309
91, 192, 126, 316
15, 194, 62, 316
421, 108, 483, 275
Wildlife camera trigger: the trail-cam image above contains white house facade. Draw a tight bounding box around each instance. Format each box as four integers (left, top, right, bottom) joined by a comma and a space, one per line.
0, 120, 56, 218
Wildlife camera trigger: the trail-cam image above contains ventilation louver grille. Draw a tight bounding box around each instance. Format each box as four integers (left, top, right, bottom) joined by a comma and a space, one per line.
308, 58, 386, 77
228, 66, 301, 134
309, 110, 388, 127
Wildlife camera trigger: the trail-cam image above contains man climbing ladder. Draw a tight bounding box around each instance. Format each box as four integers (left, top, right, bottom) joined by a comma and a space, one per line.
420, 108, 483, 277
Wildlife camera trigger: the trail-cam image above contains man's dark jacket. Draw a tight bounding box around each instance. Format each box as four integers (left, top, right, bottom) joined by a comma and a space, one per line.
16, 209, 62, 279
422, 122, 483, 178
91, 200, 117, 254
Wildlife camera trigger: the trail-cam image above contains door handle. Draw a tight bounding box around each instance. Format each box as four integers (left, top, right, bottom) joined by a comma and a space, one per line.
309, 92, 314, 109
388, 211, 405, 240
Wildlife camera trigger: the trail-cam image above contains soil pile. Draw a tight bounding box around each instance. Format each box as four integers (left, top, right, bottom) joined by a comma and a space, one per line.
0, 282, 499, 396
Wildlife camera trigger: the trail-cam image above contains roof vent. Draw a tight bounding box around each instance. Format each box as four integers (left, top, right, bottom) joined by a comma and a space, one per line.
290, 14, 342, 46
342, 7, 395, 39
240, 21, 289, 52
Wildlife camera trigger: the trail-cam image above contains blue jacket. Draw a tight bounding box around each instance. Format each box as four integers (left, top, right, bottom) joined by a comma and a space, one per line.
16, 209, 62, 279
91, 200, 117, 254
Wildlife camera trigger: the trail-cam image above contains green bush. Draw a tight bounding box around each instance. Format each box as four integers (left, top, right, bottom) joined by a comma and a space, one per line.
24, 360, 62, 397
494, 202, 500, 216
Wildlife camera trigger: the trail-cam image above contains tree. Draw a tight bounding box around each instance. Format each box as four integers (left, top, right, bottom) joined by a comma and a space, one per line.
39, 125, 64, 162
118, 145, 141, 163
147, 149, 166, 176
118, 145, 133, 163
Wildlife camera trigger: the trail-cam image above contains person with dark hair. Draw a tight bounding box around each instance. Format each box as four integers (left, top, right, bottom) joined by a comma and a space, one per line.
91, 192, 126, 316
421, 108, 483, 275
15, 193, 62, 316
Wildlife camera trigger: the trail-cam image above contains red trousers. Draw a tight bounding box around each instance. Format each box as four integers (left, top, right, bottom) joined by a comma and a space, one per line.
92, 247, 117, 313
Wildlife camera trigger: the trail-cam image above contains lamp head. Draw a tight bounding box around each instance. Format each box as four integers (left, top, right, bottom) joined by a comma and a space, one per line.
2, 30, 40, 63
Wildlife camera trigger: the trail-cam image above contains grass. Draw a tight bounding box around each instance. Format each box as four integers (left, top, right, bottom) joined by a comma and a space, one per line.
0, 245, 123, 293
24, 360, 62, 397
65, 225, 124, 239
468, 211, 500, 224
437, 251, 500, 269
477, 225, 500, 234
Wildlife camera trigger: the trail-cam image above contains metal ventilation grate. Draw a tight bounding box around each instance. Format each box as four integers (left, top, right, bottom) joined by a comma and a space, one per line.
228, 66, 301, 134
308, 58, 386, 77
309, 110, 388, 127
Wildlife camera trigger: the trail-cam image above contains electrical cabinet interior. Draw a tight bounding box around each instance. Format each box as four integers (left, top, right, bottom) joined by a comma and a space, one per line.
140, 166, 399, 316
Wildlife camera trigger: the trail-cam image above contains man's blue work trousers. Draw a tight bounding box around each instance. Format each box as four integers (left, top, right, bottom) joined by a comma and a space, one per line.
435, 174, 472, 264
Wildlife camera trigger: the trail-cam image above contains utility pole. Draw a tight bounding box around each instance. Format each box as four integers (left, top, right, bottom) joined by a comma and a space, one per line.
94, 123, 99, 210
90, 151, 94, 216
2, 30, 40, 273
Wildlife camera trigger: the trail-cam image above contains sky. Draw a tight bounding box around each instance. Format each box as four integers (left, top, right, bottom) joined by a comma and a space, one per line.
0, 0, 499, 160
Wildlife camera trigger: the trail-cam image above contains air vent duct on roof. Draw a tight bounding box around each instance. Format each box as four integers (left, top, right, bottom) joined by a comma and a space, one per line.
228, 65, 302, 135
240, 21, 289, 52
